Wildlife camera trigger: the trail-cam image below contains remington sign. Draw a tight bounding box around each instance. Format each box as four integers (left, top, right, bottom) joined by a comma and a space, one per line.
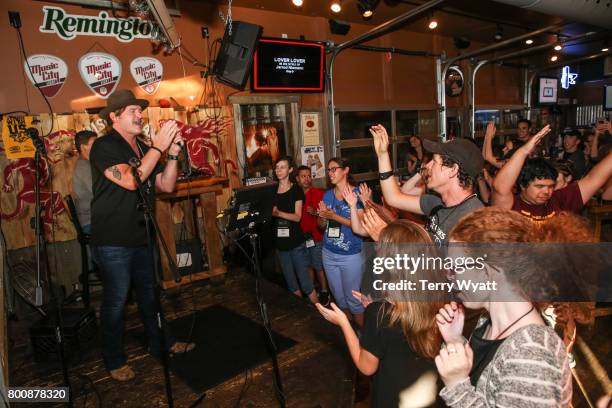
39, 6, 154, 42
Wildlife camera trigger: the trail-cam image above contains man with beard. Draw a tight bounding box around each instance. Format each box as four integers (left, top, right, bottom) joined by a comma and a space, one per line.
90, 90, 194, 381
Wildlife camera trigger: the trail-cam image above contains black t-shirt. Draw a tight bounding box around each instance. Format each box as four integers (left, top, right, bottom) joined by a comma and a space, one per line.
273, 184, 305, 251
469, 319, 504, 387
361, 302, 443, 408
90, 129, 163, 247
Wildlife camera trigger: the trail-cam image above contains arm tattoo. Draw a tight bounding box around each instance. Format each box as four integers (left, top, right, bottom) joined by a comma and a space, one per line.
110, 166, 122, 180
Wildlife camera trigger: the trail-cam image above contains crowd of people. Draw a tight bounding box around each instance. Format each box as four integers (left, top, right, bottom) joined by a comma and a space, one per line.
270, 118, 612, 407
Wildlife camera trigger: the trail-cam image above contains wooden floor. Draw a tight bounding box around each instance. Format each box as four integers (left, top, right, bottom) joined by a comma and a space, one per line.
8, 268, 356, 407
7, 265, 612, 408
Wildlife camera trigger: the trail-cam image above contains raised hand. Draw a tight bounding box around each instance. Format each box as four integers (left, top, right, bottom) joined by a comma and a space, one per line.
484, 122, 496, 139
370, 124, 390, 156
358, 182, 372, 204
151, 120, 180, 152
523, 124, 551, 154
435, 302, 466, 343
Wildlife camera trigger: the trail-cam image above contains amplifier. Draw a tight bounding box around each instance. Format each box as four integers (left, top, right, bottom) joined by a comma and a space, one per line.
29, 308, 97, 361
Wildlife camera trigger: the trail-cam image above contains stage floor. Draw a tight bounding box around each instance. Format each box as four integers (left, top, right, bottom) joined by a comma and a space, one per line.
8, 268, 356, 407
7, 265, 612, 407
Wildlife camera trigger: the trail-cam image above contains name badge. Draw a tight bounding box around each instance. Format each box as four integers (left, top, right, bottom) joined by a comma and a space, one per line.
277, 227, 290, 238
327, 227, 340, 238
305, 239, 315, 248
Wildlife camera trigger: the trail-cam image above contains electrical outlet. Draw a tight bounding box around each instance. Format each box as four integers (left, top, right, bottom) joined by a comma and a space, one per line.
201, 26, 209, 38
8, 11, 21, 29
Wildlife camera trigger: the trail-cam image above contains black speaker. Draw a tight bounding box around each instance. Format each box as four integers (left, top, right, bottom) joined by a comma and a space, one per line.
213, 21, 262, 90
329, 19, 351, 36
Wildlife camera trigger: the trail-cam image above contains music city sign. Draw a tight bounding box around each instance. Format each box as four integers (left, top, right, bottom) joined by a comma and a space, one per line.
39, 6, 154, 42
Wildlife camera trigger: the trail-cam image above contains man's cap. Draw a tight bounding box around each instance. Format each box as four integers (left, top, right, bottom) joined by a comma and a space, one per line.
562, 128, 583, 140
99, 89, 149, 122
423, 138, 484, 177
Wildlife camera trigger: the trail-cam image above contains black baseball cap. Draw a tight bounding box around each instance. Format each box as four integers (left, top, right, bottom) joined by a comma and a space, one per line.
423, 138, 484, 178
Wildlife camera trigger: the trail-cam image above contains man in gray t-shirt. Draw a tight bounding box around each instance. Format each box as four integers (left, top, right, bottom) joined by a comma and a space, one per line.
72, 130, 97, 233
371, 124, 484, 246
420, 193, 483, 246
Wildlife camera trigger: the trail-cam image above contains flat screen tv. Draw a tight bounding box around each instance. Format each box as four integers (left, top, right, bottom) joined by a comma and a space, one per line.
604, 84, 612, 111
538, 77, 558, 104
252, 38, 325, 92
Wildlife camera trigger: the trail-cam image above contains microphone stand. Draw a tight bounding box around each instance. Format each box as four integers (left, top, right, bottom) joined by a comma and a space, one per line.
247, 227, 286, 408
129, 160, 176, 408
31, 139, 73, 407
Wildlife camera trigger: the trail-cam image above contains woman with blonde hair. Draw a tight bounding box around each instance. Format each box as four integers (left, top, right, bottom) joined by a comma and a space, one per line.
317, 220, 446, 408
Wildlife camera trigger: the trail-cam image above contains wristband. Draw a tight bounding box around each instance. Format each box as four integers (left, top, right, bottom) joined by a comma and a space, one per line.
379, 170, 394, 180
150, 145, 163, 155
167, 154, 179, 161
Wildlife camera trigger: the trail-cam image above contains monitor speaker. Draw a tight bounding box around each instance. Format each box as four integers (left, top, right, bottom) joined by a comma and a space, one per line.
329, 19, 351, 36
213, 21, 263, 90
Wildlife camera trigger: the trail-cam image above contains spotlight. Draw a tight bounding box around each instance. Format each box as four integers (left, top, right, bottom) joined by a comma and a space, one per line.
525, 39, 533, 45
550, 55, 558, 62
330, 0, 341, 13
554, 44, 563, 51
494, 25, 503, 42
428, 15, 438, 30
357, 0, 378, 19
603, 47, 610, 52
292, 0, 303, 6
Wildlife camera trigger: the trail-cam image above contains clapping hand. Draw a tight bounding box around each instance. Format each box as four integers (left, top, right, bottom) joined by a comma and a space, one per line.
361, 207, 388, 241
358, 183, 372, 204
342, 184, 359, 208
352, 290, 373, 308
317, 201, 336, 220
316, 302, 349, 327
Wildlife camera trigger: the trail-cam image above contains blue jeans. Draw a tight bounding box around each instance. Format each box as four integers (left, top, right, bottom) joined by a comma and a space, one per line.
277, 243, 314, 295
322, 248, 364, 314
92, 245, 176, 371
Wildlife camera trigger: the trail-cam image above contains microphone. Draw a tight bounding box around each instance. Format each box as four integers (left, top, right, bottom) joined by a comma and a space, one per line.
129, 157, 141, 168
26, 127, 46, 154
175, 140, 192, 176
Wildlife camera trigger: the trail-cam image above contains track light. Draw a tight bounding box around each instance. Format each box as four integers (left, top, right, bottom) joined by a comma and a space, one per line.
428, 14, 438, 30
292, 0, 303, 7
550, 55, 558, 62
357, 0, 378, 19
494, 25, 503, 42
525, 39, 533, 45
357, 0, 379, 19
330, 0, 341, 13
553, 34, 563, 51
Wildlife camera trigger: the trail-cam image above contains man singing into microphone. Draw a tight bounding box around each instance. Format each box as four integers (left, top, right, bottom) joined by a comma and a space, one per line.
90, 89, 194, 382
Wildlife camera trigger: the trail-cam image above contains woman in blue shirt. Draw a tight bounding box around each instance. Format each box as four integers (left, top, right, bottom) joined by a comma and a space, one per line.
317, 157, 365, 327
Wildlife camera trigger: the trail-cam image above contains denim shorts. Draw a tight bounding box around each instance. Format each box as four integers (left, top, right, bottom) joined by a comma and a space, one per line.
306, 240, 324, 271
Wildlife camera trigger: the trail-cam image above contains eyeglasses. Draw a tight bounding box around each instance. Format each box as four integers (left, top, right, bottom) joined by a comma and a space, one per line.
327, 166, 344, 174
